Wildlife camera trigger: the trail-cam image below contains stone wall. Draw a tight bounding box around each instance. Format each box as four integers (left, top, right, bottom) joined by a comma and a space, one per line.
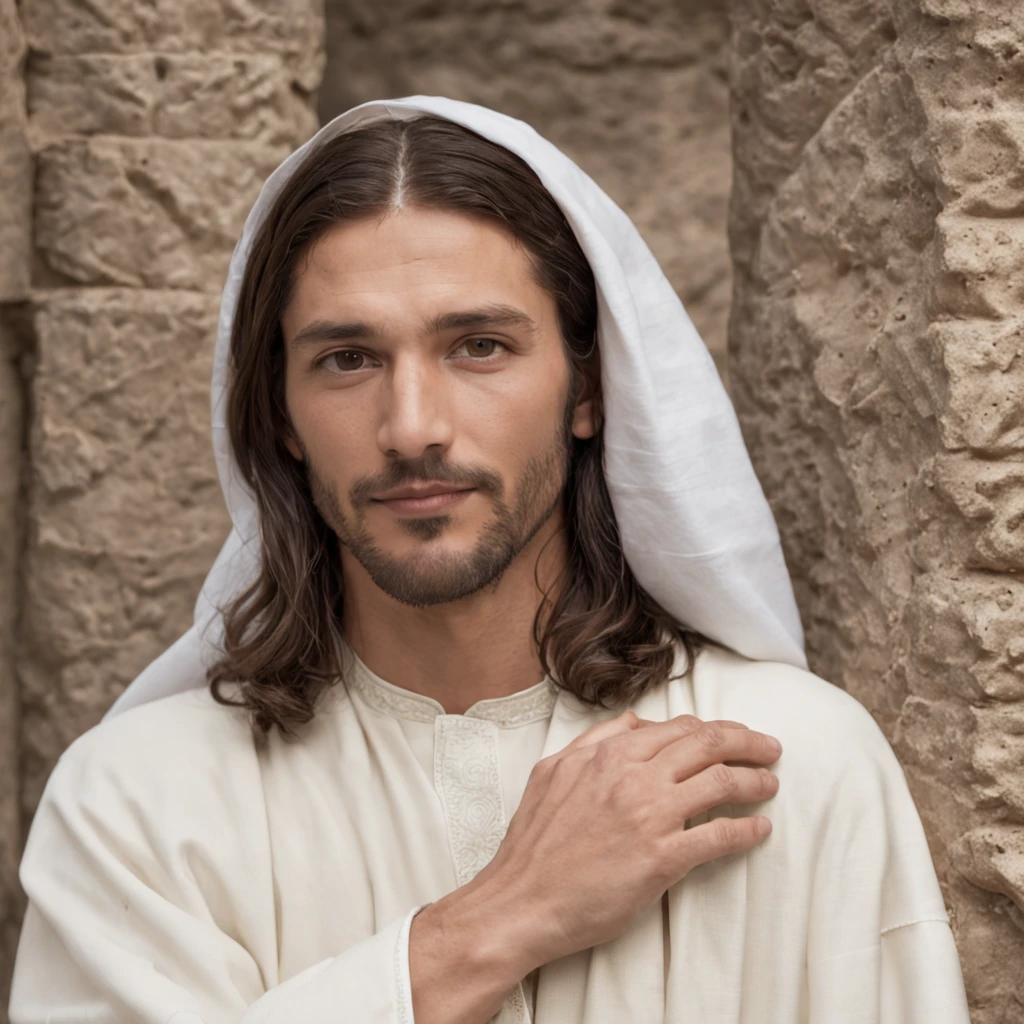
1, 1, 324, 1014
728, 0, 1024, 1018
320, 0, 735, 374
0, 0, 30, 1014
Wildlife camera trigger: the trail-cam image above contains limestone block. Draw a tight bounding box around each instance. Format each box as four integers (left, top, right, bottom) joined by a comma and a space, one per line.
29, 53, 319, 146
928, 319, 1024, 454
951, 825, 1024, 918
34, 138, 286, 291
971, 704, 1024, 819
320, 0, 734, 373
0, 0, 29, 1014
903, 572, 1024, 705
19, 289, 230, 813
931, 113, 1024, 218
0, 0, 30, 302
22, 0, 323, 87
936, 212, 1024, 319
921, 454, 1024, 573
0, 315, 25, 1024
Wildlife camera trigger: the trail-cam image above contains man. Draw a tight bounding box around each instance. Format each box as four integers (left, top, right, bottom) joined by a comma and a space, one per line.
9, 97, 970, 1023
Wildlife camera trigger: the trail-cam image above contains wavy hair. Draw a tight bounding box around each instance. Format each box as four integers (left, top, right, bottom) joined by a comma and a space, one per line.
209, 114, 704, 733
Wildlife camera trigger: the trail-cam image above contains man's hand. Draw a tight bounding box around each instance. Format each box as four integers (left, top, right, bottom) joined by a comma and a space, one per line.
470, 710, 782, 974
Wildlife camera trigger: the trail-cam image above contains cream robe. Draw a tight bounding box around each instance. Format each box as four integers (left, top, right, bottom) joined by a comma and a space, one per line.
9, 644, 971, 1023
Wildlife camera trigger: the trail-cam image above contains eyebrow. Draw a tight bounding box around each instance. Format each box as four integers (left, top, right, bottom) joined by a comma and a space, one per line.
289, 303, 538, 348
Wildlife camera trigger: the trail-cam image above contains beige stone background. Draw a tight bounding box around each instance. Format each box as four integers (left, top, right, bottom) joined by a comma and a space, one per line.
0, 0, 1021, 1019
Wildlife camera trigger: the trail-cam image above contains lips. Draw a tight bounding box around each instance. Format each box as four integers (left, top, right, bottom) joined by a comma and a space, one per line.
371, 485, 477, 518
372, 484, 476, 501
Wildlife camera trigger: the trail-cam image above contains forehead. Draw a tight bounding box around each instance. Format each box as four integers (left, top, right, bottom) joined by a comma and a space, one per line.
283, 206, 555, 333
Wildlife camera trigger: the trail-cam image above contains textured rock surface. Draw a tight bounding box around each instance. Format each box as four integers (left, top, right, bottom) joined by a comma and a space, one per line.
1, 2, 324, 1008
18, 291, 229, 811
17, 0, 321, 797
728, 0, 1024, 1017
319, 0, 734, 374
0, 0, 29, 1015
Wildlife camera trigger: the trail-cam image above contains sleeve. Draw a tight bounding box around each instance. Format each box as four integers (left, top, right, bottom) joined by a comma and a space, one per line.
879, 920, 971, 1022
804, 697, 971, 1023
8, 724, 432, 1024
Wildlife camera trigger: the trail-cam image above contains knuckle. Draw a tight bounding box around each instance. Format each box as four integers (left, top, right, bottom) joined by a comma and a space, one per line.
673, 714, 702, 732
607, 771, 639, 808
711, 815, 740, 848
648, 843, 679, 886
697, 722, 726, 749
560, 747, 590, 774
710, 763, 738, 797
592, 740, 621, 768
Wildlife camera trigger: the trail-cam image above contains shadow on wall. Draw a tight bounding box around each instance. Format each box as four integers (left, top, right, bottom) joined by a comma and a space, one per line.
319, 0, 734, 384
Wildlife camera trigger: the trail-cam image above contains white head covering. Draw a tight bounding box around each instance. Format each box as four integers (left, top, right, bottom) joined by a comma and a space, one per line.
104, 96, 805, 721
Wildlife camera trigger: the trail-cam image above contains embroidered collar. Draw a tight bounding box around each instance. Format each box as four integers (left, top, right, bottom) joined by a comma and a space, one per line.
343, 648, 559, 728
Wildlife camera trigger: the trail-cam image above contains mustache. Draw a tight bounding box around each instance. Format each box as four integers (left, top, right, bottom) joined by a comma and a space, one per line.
350, 452, 504, 506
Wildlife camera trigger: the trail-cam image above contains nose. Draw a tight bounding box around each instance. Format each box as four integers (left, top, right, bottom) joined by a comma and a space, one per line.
376, 353, 454, 459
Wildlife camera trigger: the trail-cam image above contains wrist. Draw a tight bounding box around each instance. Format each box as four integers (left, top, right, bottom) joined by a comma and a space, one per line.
425, 876, 544, 986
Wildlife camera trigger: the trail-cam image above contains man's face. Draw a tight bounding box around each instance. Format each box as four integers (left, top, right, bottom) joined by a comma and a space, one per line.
280, 206, 596, 607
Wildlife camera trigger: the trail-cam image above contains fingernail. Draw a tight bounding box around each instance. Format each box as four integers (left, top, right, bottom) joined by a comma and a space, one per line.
757, 817, 773, 836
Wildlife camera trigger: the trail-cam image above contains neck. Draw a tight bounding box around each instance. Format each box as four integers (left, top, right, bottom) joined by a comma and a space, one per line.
340, 511, 568, 715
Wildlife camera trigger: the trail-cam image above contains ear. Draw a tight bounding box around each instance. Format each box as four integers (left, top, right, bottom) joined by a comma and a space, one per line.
572, 393, 599, 440
275, 395, 305, 461
571, 346, 602, 441
283, 433, 303, 461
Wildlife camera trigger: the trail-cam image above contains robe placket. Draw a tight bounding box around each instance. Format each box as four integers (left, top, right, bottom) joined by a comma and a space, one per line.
434, 714, 531, 1024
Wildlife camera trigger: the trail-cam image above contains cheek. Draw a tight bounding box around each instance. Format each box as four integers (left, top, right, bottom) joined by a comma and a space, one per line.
471, 368, 568, 463
285, 379, 374, 480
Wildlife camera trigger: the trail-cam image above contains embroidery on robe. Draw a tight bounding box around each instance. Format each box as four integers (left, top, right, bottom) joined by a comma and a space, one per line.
435, 717, 507, 884
344, 654, 557, 727
465, 683, 558, 728
346, 664, 439, 723
434, 718, 532, 1023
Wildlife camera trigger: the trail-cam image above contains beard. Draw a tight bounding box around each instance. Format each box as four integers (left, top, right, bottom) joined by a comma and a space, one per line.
301, 404, 574, 607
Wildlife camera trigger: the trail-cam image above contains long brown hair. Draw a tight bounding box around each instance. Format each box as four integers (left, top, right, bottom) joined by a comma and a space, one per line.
210, 114, 703, 733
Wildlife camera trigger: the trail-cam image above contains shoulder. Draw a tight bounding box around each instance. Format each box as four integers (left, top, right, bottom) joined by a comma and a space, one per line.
44, 686, 260, 816
685, 644, 903, 795
680, 646, 949, 933
21, 687, 278, 923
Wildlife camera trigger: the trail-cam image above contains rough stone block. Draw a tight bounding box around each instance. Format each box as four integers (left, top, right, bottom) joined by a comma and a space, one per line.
936, 212, 1024, 319
0, 0, 30, 303
924, 454, 1024, 573
931, 112, 1024, 218
19, 289, 230, 814
904, 572, 1024, 705
951, 825, 1024, 918
928, 318, 1024, 454
34, 137, 286, 291
0, 313, 25, 1024
972, 703, 1024, 819
28, 53, 319, 146
21, 0, 322, 85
